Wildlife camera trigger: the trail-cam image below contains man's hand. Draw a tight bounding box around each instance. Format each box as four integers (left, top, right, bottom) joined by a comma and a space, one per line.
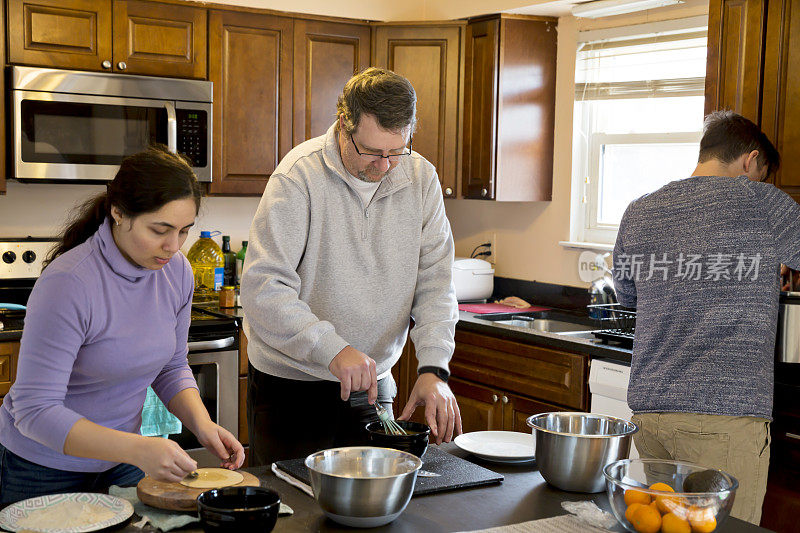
397, 372, 462, 444
781, 264, 799, 291
329, 345, 377, 403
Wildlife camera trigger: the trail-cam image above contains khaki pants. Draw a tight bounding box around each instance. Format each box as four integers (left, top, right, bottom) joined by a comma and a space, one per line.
631, 412, 770, 525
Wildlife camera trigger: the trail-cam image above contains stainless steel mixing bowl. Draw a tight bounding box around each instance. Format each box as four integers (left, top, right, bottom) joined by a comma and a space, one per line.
527, 412, 638, 493
305, 446, 422, 528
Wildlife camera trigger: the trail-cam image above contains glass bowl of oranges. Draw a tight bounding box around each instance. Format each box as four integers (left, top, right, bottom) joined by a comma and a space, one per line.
604, 458, 738, 533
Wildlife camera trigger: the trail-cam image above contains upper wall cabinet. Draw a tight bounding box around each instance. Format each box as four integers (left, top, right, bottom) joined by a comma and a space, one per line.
461, 15, 557, 201
761, 0, 800, 203
704, 0, 767, 122
0, 2, 5, 194
208, 10, 292, 196
373, 23, 464, 199
292, 19, 371, 146
7, 0, 207, 78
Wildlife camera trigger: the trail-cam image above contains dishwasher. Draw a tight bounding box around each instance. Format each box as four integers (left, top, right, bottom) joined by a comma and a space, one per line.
589, 358, 639, 459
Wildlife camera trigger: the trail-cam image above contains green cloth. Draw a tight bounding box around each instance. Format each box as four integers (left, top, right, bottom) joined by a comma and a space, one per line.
140, 387, 182, 437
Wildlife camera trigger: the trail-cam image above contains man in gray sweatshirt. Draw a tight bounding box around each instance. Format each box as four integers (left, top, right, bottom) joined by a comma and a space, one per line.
241, 68, 461, 464
613, 111, 799, 524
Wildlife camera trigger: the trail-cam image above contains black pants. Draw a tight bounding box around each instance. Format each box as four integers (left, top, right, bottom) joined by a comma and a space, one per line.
247, 363, 397, 466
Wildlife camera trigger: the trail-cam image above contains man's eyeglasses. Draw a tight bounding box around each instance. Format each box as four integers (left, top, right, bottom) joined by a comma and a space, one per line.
350, 134, 412, 162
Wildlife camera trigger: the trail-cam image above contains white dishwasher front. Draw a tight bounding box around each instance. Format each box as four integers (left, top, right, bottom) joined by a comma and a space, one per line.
589, 358, 638, 459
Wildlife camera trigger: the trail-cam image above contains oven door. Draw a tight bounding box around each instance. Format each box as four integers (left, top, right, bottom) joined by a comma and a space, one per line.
169, 337, 239, 467
13, 90, 212, 182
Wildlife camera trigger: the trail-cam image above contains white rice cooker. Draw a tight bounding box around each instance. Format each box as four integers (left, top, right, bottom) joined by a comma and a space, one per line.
452, 257, 495, 302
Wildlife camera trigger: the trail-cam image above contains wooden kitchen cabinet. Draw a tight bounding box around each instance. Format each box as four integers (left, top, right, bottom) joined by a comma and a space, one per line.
208, 10, 293, 196
704, 0, 767, 123
760, 0, 800, 203
373, 23, 464, 199
0, 341, 20, 398
0, 0, 6, 195
292, 19, 371, 146
7, 0, 207, 78
238, 330, 250, 464
461, 15, 557, 201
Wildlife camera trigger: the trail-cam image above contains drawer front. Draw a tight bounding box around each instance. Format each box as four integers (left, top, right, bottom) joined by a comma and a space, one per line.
0, 342, 20, 397
451, 330, 587, 410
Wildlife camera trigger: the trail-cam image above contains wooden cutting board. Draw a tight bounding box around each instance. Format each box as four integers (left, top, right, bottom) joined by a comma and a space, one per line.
137, 471, 261, 511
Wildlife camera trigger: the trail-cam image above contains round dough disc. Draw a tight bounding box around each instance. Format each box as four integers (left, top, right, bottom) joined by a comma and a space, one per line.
179, 468, 244, 489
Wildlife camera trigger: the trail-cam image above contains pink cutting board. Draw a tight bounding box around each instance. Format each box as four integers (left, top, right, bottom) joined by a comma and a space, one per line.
458, 303, 550, 314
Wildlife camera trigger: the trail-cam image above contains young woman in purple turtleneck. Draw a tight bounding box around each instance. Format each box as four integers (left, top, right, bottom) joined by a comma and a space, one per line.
0, 146, 244, 505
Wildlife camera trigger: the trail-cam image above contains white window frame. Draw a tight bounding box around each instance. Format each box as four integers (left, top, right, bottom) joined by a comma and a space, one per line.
566, 16, 708, 249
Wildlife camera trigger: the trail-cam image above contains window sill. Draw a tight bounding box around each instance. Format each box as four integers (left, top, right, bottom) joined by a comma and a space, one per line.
558, 241, 614, 252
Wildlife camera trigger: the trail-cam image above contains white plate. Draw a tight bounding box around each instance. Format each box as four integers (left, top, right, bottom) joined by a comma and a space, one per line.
454, 431, 536, 463
0, 492, 134, 533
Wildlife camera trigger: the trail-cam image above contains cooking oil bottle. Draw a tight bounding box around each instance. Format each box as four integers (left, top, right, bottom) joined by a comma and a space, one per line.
187, 231, 224, 303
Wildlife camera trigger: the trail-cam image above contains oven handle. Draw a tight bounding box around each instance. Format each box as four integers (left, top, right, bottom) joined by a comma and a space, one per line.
188, 337, 234, 352
165, 101, 177, 153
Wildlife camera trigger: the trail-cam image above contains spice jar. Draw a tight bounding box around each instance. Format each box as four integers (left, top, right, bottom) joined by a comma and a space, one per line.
219, 286, 236, 308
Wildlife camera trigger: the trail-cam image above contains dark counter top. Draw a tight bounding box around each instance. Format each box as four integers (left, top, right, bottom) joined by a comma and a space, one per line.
122, 443, 769, 533
0, 329, 21, 342
457, 311, 632, 364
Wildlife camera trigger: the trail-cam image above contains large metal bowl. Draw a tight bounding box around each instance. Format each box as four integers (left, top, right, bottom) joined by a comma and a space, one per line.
305, 446, 422, 528
527, 412, 638, 493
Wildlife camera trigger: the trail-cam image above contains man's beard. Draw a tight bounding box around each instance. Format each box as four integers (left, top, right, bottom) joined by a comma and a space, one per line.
356, 169, 385, 183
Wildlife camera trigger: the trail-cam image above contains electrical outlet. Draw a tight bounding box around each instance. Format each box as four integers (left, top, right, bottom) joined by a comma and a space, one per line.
476, 232, 497, 263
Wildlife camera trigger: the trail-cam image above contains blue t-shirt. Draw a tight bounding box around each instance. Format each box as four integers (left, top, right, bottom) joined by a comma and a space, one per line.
613, 175, 800, 419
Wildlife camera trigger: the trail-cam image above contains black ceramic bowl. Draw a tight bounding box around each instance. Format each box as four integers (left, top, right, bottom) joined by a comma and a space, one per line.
197, 486, 280, 533
365, 420, 431, 458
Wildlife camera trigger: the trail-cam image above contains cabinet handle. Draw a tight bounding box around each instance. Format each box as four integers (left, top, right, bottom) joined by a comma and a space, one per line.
502, 395, 508, 404
480, 188, 488, 197
444, 187, 453, 196
492, 394, 498, 403
101, 60, 112, 69
118, 61, 127, 70
787, 432, 800, 441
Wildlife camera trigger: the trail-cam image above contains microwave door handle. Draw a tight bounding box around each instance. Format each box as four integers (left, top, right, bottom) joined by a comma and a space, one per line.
164, 101, 177, 153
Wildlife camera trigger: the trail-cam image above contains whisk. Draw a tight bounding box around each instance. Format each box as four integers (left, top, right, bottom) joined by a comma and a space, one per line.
374, 402, 407, 436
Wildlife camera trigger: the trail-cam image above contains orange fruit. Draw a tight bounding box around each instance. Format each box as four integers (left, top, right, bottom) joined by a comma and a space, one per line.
656, 494, 687, 515
631, 504, 663, 533
626, 503, 646, 523
649, 482, 675, 493
688, 506, 717, 533
661, 512, 691, 533
625, 488, 653, 506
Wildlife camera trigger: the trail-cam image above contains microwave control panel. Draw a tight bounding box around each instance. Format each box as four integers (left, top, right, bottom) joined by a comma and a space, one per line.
177, 109, 208, 168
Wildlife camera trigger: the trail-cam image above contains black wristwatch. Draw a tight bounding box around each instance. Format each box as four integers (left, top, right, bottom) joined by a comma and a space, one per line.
418, 366, 449, 383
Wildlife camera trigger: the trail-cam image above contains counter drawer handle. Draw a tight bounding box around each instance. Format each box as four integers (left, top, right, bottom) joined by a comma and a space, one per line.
188, 337, 234, 352
118, 61, 127, 70
480, 188, 488, 197
502, 395, 508, 404
444, 187, 453, 196
101, 60, 111, 69
492, 394, 498, 403
786, 432, 800, 441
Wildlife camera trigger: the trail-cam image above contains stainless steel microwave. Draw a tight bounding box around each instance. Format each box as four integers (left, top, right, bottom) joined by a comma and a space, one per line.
11, 66, 212, 182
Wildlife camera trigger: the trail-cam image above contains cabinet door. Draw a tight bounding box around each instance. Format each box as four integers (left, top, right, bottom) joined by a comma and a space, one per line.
0, 342, 20, 397
292, 19, 371, 146
0, 1, 6, 194
373, 24, 463, 199
461, 18, 499, 199
761, 0, 800, 202
7, 0, 113, 71
705, 0, 767, 122
502, 392, 565, 433
208, 10, 292, 196
448, 377, 503, 433
112, 0, 207, 78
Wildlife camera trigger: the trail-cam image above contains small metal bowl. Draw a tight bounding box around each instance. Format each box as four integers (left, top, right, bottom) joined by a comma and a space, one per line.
305, 446, 422, 528
365, 420, 431, 458
197, 486, 281, 533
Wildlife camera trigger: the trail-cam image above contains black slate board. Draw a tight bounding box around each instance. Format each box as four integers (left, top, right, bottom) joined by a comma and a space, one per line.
275, 445, 504, 496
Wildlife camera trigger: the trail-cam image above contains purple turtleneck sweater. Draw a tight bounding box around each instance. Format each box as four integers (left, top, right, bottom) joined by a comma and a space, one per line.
0, 219, 197, 472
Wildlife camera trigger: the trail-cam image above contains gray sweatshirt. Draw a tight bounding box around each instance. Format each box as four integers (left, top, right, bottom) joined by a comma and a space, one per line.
614, 175, 800, 419
241, 123, 457, 382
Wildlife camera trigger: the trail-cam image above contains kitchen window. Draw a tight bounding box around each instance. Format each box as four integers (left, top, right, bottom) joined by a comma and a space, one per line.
570, 18, 708, 246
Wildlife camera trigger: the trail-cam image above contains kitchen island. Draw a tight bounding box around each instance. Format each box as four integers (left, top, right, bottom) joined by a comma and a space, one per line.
122, 443, 770, 532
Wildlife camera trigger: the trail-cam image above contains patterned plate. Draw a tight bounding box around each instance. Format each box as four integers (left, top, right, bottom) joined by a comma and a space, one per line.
0, 492, 134, 533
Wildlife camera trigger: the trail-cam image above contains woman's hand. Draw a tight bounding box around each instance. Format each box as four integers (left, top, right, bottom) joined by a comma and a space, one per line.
195, 421, 245, 470
133, 436, 197, 483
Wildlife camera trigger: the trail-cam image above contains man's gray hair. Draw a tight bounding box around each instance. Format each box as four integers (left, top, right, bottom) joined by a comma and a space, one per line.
337, 67, 417, 136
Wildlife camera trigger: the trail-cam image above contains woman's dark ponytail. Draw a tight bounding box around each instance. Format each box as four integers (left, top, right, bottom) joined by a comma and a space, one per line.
44, 145, 201, 269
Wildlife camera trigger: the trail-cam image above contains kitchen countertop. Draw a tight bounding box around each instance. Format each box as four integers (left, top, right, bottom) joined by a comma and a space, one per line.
120, 443, 768, 533
457, 310, 633, 364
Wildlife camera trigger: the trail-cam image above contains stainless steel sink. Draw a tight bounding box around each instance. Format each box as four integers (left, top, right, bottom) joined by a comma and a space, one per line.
492, 317, 596, 333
